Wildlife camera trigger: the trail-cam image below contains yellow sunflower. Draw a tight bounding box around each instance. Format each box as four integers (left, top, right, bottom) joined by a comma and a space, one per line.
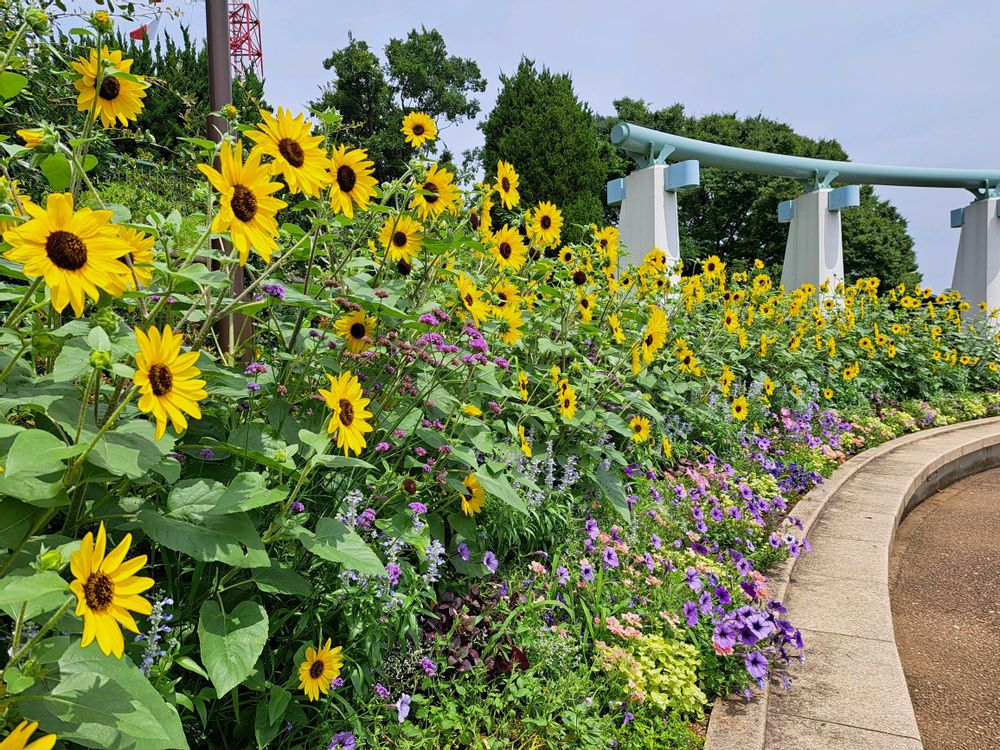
456, 272, 489, 326
609, 314, 626, 344
476, 191, 495, 240
461, 472, 486, 516
641, 306, 668, 364
2, 192, 126, 317
298, 638, 344, 702
578, 291, 598, 323
823, 387, 834, 399
518, 371, 529, 401
528, 201, 563, 248
702, 255, 725, 279
0, 722, 56, 750
134, 326, 207, 441
378, 214, 423, 264
70, 46, 148, 128
490, 224, 528, 272
558, 379, 578, 421
401, 111, 437, 148
463, 404, 483, 417
518, 424, 532, 458
594, 226, 619, 260
108, 225, 155, 292
245, 107, 330, 197
630, 415, 651, 443
319, 371, 373, 456
329, 145, 378, 219
16, 128, 44, 150
731, 396, 749, 421
410, 164, 459, 220
69, 522, 154, 659
494, 160, 520, 209
493, 279, 522, 310
662, 436, 673, 459
334, 310, 376, 354
495, 304, 524, 345
196, 140, 286, 265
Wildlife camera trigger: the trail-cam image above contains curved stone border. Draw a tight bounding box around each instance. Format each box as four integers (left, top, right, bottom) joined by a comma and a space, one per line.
704, 416, 1000, 750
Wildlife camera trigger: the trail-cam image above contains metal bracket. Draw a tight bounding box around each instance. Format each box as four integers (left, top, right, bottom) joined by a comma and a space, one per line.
664, 160, 700, 192
828, 185, 860, 212
606, 178, 626, 206
777, 200, 795, 223
951, 207, 966, 228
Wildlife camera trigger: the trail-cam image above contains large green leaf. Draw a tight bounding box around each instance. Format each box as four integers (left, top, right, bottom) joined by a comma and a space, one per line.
40, 153, 72, 191
197, 600, 269, 696
0, 498, 37, 548
595, 469, 631, 520
477, 470, 527, 514
211, 472, 287, 514
251, 562, 311, 597
0, 71, 28, 99
21, 640, 189, 749
87, 421, 175, 479
0, 570, 68, 620
295, 517, 385, 575
5, 429, 80, 478
137, 509, 269, 568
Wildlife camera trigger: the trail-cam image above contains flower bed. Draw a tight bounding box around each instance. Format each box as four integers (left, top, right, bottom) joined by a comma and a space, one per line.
2, 11, 1000, 750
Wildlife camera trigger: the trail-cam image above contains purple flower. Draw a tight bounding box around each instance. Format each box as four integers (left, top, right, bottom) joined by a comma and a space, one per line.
715, 586, 731, 605
261, 283, 285, 299
650, 533, 661, 549
244, 362, 267, 376
375, 442, 390, 452
374, 683, 390, 700
556, 566, 570, 586
457, 542, 470, 562
682, 601, 699, 627
643, 552, 655, 573
483, 551, 498, 574
420, 657, 436, 676
736, 558, 753, 576
585, 518, 600, 540
199, 448, 215, 459
418, 313, 440, 325
713, 621, 737, 650
622, 711, 634, 725
745, 651, 768, 680
685, 567, 702, 592
290, 501, 305, 514
386, 563, 401, 587
327, 731, 355, 750
408, 502, 427, 514
246, 382, 262, 393
602, 547, 619, 570
580, 559, 595, 582
394, 693, 411, 722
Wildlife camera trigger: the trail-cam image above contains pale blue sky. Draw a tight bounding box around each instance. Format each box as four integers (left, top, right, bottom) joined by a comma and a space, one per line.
73, 0, 1000, 289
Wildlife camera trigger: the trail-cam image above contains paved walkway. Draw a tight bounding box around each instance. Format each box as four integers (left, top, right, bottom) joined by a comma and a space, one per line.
890, 467, 1000, 750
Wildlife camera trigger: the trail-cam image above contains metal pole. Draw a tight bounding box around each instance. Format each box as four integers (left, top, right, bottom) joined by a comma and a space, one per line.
205, 0, 250, 357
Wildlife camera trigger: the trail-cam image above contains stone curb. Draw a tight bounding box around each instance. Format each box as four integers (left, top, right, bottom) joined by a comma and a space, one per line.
704, 416, 1000, 750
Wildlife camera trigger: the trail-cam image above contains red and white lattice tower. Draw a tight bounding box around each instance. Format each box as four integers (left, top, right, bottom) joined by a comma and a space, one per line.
228, 1, 263, 77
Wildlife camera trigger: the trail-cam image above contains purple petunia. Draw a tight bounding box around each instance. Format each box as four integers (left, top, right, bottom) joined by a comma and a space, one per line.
745, 651, 768, 680
327, 731, 355, 750
585, 518, 600, 540
483, 551, 499, 573
457, 542, 470, 561
556, 566, 570, 586
685, 567, 702, 592
713, 621, 738, 651
580, 559, 595, 582
682, 601, 699, 627
393, 693, 411, 722
602, 547, 619, 570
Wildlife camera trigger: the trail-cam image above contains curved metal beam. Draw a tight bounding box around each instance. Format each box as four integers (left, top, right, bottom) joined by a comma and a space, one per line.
611, 122, 1000, 193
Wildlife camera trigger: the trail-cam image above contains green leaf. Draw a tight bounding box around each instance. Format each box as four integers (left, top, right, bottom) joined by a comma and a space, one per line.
5, 429, 80, 478
166, 478, 225, 518
267, 685, 291, 726
87, 420, 175, 479
0, 498, 37, 548
198, 600, 269, 696
477, 470, 527, 514
595, 469, 630, 520
175, 656, 210, 681
211, 472, 287, 514
0, 570, 68, 620
311, 454, 374, 470
0, 71, 28, 99
3, 666, 34, 695
295, 517, 385, 575
137, 509, 269, 568
251, 562, 311, 597
40, 153, 72, 191
22, 640, 189, 749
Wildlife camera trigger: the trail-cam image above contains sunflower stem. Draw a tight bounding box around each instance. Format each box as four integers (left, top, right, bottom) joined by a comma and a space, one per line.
74, 369, 99, 444
71, 32, 104, 200
0, 22, 28, 76
0, 339, 29, 387
68, 386, 138, 475
5, 597, 74, 671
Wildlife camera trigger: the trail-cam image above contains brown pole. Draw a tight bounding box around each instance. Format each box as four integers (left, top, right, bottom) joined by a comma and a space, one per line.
205, 0, 251, 357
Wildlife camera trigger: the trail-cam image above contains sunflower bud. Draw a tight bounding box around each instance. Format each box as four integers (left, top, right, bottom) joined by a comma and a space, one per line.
24, 8, 50, 34
89, 349, 112, 370
220, 103, 239, 120
93, 306, 119, 334
31, 331, 59, 358
37, 548, 64, 571
91, 10, 114, 33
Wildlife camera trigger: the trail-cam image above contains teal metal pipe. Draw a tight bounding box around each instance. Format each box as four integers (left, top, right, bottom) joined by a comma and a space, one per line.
611, 122, 1000, 193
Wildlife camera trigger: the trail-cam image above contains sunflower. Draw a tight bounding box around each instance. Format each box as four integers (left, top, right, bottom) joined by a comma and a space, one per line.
702, 255, 725, 279
0, 722, 56, 750
630, 415, 651, 443
608, 313, 626, 344
71, 46, 148, 128
518, 425, 532, 458
518, 371, 529, 401
319, 371, 373, 456
298, 638, 344, 702
2, 192, 127, 317
731, 396, 749, 421
245, 107, 330, 197
334, 310, 376, 354
662, 436, 673, 459
495, 305, 524, 345
578, 291, 598, 323
476, 192, 495, 240
107, 226, 155, 292
594, 226, 619, 261
823, 387, 834, 400
410, 164, 459, 220
196, 140, 286, 265
490, 224, 528, 272
558, 379, 578, 421
528, 201, 563, 248
456, 273, 489, 326
16, 128, 44, 150
401, 112, 437, 148
641, 306, 668, 364
720, 365, 736, 396
134, 326, 207, 441
494, 160, 520, 209
461, 472, 486, 516
463, 404, 483, 417
378, 214, 423, 264
763, 377, 775, 396
493, 279, 522, 310
329, 145, 378, 219
842, 361, 860, 381
69, 522, 154, 658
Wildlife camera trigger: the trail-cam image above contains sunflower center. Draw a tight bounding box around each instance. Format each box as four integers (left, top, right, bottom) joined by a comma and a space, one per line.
231, 185, 258, 222
573, 271, 587, 286
497, 292, 508, 306
46, 230, 88, 271
540, 215, 552, 230
149, 363, 173, 396
464, 293, 474, 306
412, 123, 425, 136
633, 423, 642, 433
422, 181, 440, 204
499, 242, 512, 259
83, 571, 115, 612
501, 177, 510, 192
308, 660, 326, 679
645, 334, 654, 347
349, 322, 366, 339
338, 398, 355, 427
397, 259, 411, 275
392, 231, 408, 248
337, 165, 357, 193
580, 297, 590, 309
99, 76, 121, 101
563, 397, 571, 408
277, 137, 305, 168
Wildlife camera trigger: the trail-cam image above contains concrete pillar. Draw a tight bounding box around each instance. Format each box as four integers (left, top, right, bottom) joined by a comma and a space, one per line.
779, 185, 859, 295
951, 197, 1000, 314
608, 160, 699, 270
